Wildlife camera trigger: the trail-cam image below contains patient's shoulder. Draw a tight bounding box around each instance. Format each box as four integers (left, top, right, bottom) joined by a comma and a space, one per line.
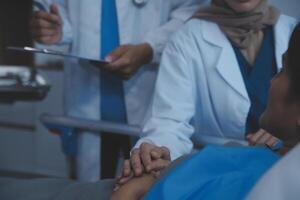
247, 144, 300, 200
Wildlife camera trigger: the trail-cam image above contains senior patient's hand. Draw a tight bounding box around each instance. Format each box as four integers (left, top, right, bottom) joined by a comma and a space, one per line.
93, 43, 153, 80
116, 143, 171, 187
30, 4, 62, 44
111, 174, 156, 200
247, 129, 281, 149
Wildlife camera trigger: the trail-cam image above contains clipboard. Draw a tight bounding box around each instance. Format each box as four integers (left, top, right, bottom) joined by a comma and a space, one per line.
7, 46, 109, 67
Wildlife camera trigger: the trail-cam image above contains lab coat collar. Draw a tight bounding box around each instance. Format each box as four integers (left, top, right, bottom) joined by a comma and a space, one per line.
201, 21, 249, 101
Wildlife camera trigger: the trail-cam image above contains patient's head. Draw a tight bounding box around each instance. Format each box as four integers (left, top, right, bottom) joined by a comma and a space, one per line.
260, 23, 300, 147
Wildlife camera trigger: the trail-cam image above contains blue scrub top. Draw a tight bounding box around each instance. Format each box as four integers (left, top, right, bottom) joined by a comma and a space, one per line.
233, 26, 277, 133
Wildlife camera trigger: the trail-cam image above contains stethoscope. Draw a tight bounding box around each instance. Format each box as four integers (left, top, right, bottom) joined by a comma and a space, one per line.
133, 0, 148, 7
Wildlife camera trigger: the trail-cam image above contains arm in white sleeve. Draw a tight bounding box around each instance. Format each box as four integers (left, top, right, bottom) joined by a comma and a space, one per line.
33, 0, 73, 44
135, 30, 197, 160
143, 0, 208, 64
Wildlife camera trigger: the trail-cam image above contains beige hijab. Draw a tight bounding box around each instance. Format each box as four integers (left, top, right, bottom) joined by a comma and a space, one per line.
193, 0, 279, 64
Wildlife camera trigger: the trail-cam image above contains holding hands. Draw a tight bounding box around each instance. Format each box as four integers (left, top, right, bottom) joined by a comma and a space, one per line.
115, 143, 171, 190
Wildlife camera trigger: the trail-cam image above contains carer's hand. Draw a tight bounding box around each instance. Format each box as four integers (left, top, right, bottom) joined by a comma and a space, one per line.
247, 129, 280, 149
30, 3, 62, 44
116, 143, 171, 187
101, 43, 153, 80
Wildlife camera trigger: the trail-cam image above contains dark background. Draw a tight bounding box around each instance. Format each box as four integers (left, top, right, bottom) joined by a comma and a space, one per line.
0, 0, 33, 66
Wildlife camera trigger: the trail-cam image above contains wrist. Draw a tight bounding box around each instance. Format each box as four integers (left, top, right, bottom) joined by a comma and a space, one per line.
135, 174, 156, 199
139, 43, 153, 65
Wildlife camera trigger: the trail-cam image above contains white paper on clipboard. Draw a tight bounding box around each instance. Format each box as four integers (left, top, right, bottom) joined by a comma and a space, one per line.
7, 46, 109, 67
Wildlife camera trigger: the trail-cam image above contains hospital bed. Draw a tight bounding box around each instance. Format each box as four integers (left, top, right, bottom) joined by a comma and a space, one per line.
40, 114, 141, 137
40, 113, 142, 179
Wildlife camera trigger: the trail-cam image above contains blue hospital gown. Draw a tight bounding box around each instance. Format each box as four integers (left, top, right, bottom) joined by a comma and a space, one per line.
144, 145, 279, 200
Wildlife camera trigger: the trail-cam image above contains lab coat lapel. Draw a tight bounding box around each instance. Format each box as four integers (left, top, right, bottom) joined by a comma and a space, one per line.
202, 22, 249, 101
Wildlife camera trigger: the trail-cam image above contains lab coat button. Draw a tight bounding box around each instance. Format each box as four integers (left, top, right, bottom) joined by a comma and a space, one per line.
134, 0, 146, 6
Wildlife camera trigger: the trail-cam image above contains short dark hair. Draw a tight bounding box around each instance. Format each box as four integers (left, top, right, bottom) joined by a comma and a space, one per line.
287, 22, 300, 100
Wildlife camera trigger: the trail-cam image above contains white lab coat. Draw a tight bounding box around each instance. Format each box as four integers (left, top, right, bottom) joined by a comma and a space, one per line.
134, 15, 298, 160
247, 144, 300, 200
54, 0, 208, 126
36, 0, 207, 181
